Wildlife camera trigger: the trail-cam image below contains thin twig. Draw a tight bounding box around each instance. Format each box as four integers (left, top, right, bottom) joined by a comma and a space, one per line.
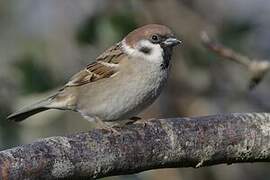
201, 31, 270, 89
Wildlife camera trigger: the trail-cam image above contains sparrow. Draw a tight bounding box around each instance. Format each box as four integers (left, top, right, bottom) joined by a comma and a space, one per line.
7, 24, 181, 129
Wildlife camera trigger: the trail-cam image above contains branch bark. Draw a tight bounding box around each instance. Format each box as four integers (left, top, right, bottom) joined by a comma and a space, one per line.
1, 113, 270, 179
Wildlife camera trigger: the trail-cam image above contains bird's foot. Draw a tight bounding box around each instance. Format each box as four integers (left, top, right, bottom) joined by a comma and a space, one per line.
95, 118, 120, 134
130, 117, 149, 127
103, 126, 120, 134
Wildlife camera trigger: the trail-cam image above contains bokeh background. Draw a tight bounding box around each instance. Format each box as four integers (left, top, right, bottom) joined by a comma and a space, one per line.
1, 0, 270, 179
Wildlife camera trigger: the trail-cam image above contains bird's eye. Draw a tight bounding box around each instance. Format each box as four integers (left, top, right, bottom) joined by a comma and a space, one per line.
151, 34, 160, 43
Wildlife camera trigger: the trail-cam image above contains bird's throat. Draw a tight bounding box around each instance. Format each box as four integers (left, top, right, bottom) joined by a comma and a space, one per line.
161, 47, 173, 70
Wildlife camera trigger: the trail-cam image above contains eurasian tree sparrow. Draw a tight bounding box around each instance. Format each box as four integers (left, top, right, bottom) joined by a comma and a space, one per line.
7, 24, 181, 129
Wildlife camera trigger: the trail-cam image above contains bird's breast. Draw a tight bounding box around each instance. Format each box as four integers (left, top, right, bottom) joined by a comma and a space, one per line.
103, 62, 168, 120
77, 61, 169, 121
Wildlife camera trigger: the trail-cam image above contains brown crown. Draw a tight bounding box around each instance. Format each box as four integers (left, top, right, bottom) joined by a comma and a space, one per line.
124, 24, 173, 47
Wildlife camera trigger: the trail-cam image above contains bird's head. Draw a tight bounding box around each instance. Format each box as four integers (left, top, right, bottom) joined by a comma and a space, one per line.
122, 24, 182, 67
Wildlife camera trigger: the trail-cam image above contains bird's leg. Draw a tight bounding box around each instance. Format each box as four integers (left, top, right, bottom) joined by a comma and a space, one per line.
94, 117, 120, 134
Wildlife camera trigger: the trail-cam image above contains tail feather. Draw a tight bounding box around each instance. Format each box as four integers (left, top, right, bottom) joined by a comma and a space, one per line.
7, 94, 56, 122
7, 107, 49, 122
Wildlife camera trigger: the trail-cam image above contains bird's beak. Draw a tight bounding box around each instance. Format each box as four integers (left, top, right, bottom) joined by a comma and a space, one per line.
163, 37, 182, 47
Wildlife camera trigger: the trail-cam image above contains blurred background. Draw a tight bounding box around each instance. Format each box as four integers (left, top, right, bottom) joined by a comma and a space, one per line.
1, 0, 270, 179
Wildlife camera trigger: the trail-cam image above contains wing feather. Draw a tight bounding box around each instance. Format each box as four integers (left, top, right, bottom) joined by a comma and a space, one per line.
65, 43, 125, 87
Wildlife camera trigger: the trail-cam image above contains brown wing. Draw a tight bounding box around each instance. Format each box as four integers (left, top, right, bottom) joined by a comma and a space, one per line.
65, 43, 125, 87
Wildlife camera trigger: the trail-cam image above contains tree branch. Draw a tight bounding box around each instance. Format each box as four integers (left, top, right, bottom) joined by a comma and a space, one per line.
1, 113, 270, 179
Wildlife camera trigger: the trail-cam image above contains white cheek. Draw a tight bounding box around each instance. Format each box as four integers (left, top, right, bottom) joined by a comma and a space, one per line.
122, 39, 164, 64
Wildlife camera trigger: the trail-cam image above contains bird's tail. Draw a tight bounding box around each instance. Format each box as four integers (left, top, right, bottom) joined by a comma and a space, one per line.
7, 94, 57, 122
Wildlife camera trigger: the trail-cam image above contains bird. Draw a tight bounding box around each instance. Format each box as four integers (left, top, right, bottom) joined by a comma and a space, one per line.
7, 24, 182, 130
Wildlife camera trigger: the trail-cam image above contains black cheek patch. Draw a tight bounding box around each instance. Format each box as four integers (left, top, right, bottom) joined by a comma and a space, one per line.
139, 47, 151, 54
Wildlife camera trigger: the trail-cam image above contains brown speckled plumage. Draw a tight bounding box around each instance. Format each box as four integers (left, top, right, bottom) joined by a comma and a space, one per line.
66, 43, 125, 86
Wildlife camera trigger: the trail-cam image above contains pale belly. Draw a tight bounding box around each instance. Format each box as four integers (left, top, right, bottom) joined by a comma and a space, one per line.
76, 65, 168, 122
